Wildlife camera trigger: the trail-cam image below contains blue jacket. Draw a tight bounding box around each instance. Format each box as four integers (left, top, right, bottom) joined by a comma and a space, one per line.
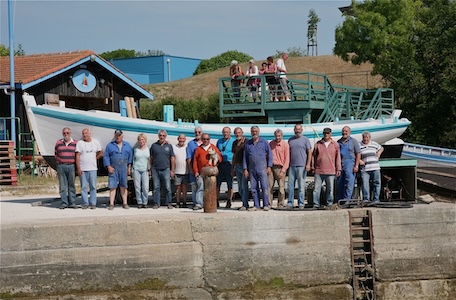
103, 140, 133, 169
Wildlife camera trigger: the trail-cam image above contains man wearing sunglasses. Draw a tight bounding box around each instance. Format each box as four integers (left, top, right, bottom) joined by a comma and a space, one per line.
55, 127, 77, 209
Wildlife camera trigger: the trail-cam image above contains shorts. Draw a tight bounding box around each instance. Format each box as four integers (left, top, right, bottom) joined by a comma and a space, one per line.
108, 166, 128, 189
216, 162, 233, 189
174, 174, 189, 185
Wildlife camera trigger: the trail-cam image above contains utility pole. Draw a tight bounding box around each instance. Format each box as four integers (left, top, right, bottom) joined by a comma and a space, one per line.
307, 9, 320, 56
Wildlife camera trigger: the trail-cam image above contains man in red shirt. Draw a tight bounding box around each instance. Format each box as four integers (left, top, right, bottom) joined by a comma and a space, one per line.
55, 127, 77, 209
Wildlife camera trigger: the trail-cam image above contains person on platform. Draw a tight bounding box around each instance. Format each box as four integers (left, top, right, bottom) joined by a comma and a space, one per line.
103, 129, 133, 210
287, 124, 312, 209
359, 131, 384, 202
192, 133, 222, 210
187, 126, 203, 209
243, 126, 273, 211
55, 127, 78, 209
276, 53, 290, 101
268, 128, 290, 208
173, 134, 189, 208
216, 126, 236, 208
336, 126, 361, 201
312, 127, 341, 209
132, 133, 150, 208
229, 60, 243, 102
231, 127, 250, 210
150, 129, 175, 209
245, 59, 260, 101
75, 128, 103, 209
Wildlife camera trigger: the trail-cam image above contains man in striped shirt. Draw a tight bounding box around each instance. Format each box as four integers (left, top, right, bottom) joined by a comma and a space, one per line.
359, 131, 384, 202
55, 127, 77, 209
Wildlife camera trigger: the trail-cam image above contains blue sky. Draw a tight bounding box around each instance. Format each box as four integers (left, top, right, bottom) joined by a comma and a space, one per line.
1, 0, 349, 60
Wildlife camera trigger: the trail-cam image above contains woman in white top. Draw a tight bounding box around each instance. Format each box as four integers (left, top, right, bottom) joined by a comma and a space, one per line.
246, 59, 260, 102
133, 133, 150, 208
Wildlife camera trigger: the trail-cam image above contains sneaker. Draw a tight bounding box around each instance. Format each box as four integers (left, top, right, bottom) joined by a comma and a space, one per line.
286, 98, 291, 101
152, 204, 159, 209
298, 205, 305, 210
167, 204, 174, 209
90, 205, 96, 210
59, 204, 67, 209
248, 207, 258, 211
143, 204, 148, 209
263, 206, 270, 211
238, 206, 247, 211
313, 206, 319, 210
123, 204, 130, 209
138, 205, 143, 209
192, 205, 202, 210
82, 205, 89, 210
108, 205, 115, 210
68, 204, 77, 209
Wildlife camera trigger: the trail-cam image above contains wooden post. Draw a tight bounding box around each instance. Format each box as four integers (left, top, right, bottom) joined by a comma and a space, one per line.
201, 166, 219, 213
124, 96, 132, 117
129, 97, 137, 118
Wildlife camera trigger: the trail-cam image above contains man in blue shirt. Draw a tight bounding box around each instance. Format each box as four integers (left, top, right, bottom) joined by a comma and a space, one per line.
150, 129, 175, 209
337, 126, 361, 201
243, 126, 273, 211
216, 126, 236, 208
186, 126, 203, 208
103, 129, 133, 210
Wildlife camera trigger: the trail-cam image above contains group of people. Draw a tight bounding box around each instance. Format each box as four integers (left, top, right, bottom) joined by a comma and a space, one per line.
55, 124, 383, 211
230, 53, 291, 102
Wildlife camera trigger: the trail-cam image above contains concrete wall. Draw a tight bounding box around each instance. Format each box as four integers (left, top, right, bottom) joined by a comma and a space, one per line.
1, 204, 455, 299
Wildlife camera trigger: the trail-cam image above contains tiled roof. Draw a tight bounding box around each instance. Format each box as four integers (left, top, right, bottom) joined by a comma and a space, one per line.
0, 50, 95, 84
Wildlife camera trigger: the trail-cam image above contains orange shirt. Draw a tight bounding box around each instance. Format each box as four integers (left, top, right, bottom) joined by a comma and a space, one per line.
192, 144, 223, 173
269, 139, 290, 173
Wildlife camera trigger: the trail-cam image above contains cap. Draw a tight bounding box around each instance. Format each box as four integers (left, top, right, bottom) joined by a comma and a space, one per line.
249, 59, 255, 63
323, 127, 332, 133
114, 129, 123, 135
230, 60, 238, 66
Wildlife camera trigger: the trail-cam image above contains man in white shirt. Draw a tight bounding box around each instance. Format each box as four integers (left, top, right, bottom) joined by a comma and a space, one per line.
173, 134, 189, 208
276, 53, 290, 101
75, 128, 103, 209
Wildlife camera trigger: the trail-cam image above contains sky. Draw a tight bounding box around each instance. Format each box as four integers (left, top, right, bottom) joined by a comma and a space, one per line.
1, 0, 350, 60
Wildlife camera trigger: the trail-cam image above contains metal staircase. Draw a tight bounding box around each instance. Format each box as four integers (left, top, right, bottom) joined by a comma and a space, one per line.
349, 210, 376, 300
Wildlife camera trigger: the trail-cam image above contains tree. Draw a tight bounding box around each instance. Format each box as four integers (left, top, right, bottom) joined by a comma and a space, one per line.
193, 50, 253, 75
0, 43, 25, 56
334, 0, 456, 147
274, 47, 306, 58
307, 9, 320, 56
100, 49, 166, 60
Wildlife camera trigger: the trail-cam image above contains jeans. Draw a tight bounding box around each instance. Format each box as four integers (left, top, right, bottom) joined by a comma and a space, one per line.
80, 170, 97, 206
193, 175, 204, 207
57, 164, 76, 206
287, 166, 307, 207
336, 161, 356, 200
133, 169, 149, 205
152, 168, 172, 206
249, 168, 269, 208
313, 174, 335, 207
234, 164, 249, 208
361, 169, 381, 202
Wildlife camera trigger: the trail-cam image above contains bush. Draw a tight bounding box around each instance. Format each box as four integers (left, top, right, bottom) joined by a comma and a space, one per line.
193, 50, 253, 75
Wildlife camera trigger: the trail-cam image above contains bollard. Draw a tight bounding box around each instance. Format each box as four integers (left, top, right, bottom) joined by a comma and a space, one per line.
200, 166, 219, 213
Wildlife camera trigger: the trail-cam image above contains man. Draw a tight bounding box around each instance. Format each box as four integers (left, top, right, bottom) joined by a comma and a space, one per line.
103, 129, 133, 210
216, 126, 235, 208
268, 129, 290, 208
243, 126, 273, 211
336, 126, 361, 201
55, 127, 77, 209
150, 129, 175, 209
287, 124, 312, 209
312, 127, 341, 209
192, 133, 222, 210
276, 53, 290, 101
359, 131, 384, 202
231, 127, 249, 210
186, 126, 203, 209
173, 134, 189, 208
75, 128, 103, 209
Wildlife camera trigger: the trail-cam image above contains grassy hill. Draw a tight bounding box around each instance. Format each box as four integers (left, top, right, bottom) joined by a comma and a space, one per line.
145, 55, 382, 101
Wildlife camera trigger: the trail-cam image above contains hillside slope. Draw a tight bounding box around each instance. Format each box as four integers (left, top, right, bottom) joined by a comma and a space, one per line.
145, 55, 382, 101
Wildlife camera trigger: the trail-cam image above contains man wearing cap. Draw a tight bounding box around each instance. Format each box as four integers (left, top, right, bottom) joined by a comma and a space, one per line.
311, 127, 341, 209
336, 126, 361, 201
103, 129, 133, 210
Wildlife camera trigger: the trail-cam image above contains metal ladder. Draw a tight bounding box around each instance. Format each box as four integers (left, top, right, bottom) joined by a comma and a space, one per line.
349, 210, 376, 300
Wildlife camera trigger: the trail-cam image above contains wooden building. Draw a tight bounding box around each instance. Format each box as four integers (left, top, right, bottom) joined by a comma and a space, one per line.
0, 50, 154, 141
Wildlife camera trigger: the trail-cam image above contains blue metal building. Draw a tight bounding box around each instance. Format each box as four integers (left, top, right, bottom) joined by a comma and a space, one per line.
110, 55, 202, 85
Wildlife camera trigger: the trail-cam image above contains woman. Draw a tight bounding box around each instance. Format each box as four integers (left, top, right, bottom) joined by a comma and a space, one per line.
264, 56, 278, 101
133, 133, 150, 208
229, 60, 243, 102
245, 59, 259, 102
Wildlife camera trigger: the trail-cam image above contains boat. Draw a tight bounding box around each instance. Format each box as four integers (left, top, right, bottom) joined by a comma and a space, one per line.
402, 142, 456, 164
23, 94, 411, 169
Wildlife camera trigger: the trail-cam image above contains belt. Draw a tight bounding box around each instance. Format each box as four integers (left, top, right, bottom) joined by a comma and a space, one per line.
58, 163, 74, 165
273, 165, 283, 168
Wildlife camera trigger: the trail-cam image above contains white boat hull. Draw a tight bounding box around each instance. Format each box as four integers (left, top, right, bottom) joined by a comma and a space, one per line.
23, 95, 411, 166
